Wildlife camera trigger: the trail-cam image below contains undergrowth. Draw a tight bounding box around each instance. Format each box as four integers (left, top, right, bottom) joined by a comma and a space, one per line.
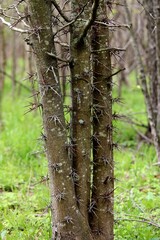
0, 72, 160, 239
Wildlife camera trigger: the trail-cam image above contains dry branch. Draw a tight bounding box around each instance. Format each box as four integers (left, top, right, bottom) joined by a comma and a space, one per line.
116, 217, 160, 228
0, 16, 28, 33
77, 0, 99, 44
51, 0, 70, 22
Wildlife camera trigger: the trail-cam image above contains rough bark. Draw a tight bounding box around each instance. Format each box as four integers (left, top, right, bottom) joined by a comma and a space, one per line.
70, 1, 93, 220
1, 0, 116, 237
28, 0, 93, 238
90, 2, 114, 239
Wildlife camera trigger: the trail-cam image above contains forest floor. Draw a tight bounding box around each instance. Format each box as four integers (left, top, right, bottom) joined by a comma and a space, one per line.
0, 73, 160, 240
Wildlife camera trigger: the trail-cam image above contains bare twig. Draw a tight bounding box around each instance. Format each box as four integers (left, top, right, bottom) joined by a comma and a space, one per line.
53, 2, 88, 36
47, 52, 69, 63
116, 217, 160, 228
91, 47, 125, 53
54, 40, 69, 48
134, 127, 153, 144
51, 0, 70, 22
95, 20, 131, 29
0, 69, 31, 91
9, 0, 25, 9
77, 0, 99, 44
14, 6, 30, 28
108, 68, 125, 79
121, 116, 148, 129
0, 16, 28, 33
136, 0, 155, 19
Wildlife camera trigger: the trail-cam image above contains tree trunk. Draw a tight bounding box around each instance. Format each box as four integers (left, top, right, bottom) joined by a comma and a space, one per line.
90, 2, 114, 239
28, 1, 93, 238
143, 0, 157, 122
125, 0, 160, 164
70, 0, 92, 221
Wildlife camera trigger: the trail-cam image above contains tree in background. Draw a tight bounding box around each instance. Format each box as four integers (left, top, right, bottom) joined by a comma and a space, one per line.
125, 0, 160, 165
0, 21, 6, 127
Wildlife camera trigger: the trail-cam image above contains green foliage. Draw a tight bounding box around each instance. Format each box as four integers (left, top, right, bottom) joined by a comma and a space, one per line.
0, 70, 159, 239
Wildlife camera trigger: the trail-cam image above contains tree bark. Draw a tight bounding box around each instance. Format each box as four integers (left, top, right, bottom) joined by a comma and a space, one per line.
28, 0, 93, 238
90, 1, 114, 239
70, 0, 92, 221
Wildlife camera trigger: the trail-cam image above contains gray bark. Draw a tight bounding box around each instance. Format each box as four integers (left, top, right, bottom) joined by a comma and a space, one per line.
28, 0, 93, 238
90, 1, 114, 239
70, 0, 92, 220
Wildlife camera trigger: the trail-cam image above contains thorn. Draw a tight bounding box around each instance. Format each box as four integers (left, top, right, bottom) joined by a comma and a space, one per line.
112, 112, 125, 120
112, 142, 120, 150
24, 102, 42, 114
40, 132, 47, 141
50, 163, 62, 172
63, 216, 74, 224
99, 188, 116, 201
69, 169, 79, 182
112, 97, 124, 104
88, 199, 98, 216
92, 227, 104, 236
55, 190, 66, 201
103, 176, 115, 185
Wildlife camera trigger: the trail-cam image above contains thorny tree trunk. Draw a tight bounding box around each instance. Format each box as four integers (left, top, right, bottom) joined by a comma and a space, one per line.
8, 0, 117, 237
90, 1, 114, 239
70, 1, 92, 221
1, 0, 116, 236
28, 1, 93, 239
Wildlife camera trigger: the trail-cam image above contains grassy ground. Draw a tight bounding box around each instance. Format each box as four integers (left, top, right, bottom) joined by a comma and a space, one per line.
0, 74, 160, 239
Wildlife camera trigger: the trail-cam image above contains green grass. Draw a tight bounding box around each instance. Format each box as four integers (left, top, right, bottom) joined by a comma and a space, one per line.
114, 147, 160, 240
0, 78, 51, 239
0, 73, 160, 239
